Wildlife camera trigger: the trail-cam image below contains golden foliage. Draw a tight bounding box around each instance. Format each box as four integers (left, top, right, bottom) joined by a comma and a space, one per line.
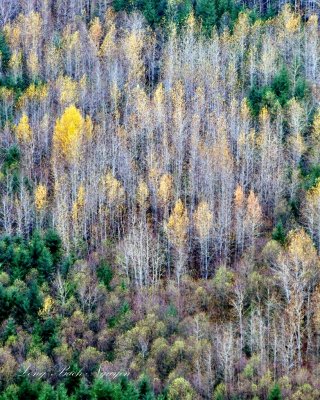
285, 13, 300, 33
77, 185, 85, 208
22, 11, 42, 40
53, 105, 84, 162
154, 83, 165, 107
171, 81, 185, 125
0, 87, 13, 102
288, 228, 314, 257
3, 23, 21, 48
308, 14, 318, 25
30, 83, 48, 99
63, 29, 80, 51
285, 229, 319, 278
34, 184, 47, 211
233, 12, 250, 40
72, 185, 85, 222
234, 185, 245, 209
194, 201, 213, 240
246, 190, 262, 224
105, 172, 125, 206
307, 179, 320, 202
17, 83, 48, 110
186, 12, 197, 32
99, 24, 116, 57
137, 180, 149, 208
9, 50, 22, 71
89, 17, 103, 47
125, 31, 144, 81
166, 199, 189, 248
148, 167, 160, 187
27, 50, 39, 78
312, 109, 320, 142
58, 76, 79, 106
84, 115, 94, 141
16, 112, 32, 143
158, 174, 174, 205
305, 180, 320, 228
38, 296, 54, 317
289, 133, 305, 159
240, 98, 250, 120
259, 106, 269, 124
99, 10, 116, 57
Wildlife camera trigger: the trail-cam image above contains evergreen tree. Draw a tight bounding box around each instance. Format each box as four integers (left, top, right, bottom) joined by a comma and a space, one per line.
137, 375, 154, 399
29, 233, 54, 282
272, 221, 286, 245
268, 384, 282, 400
44, 230, 62, 265
27, 280, 43, 318
196, 0, 217, 34
97, 261, 113, 291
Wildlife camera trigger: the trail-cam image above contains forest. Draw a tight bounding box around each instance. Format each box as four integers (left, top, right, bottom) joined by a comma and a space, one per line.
0, 0, 320, 399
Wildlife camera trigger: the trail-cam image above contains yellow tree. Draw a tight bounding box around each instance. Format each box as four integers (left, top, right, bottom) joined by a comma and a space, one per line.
105, 172, 125, 208
136, 179, 149, 211
15, 112, 33, 179
194, 200, 213, 279
72, 185, 86, 241
8, 50, 23, 82
153, 83, 165, 128
34, 183, 47, 228
245, 190, 262, 253
158, 173, 174, 220
165, 199, 189, 284
15, 112, 32, 143
0, 88, 14, 122
53, 105, 84, 163
52, 105, 85, 232
234, 185, 245, 255
34, 184, 47, 211
57, 75, 79, 106
17, 83, 49, 125
99, 10, 116, 59
27, 50, 39, 80
105, 172, 125, 235
124, 29, 144, 86
89, 17, 103, 49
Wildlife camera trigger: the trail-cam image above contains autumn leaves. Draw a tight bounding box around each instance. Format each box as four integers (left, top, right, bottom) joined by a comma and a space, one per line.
53, 105, 93, 164
4, 3, 320, 288
12, 94, 266, 284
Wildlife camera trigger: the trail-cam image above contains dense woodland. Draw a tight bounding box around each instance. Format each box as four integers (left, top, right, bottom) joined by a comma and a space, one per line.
1, 0, 320, 399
